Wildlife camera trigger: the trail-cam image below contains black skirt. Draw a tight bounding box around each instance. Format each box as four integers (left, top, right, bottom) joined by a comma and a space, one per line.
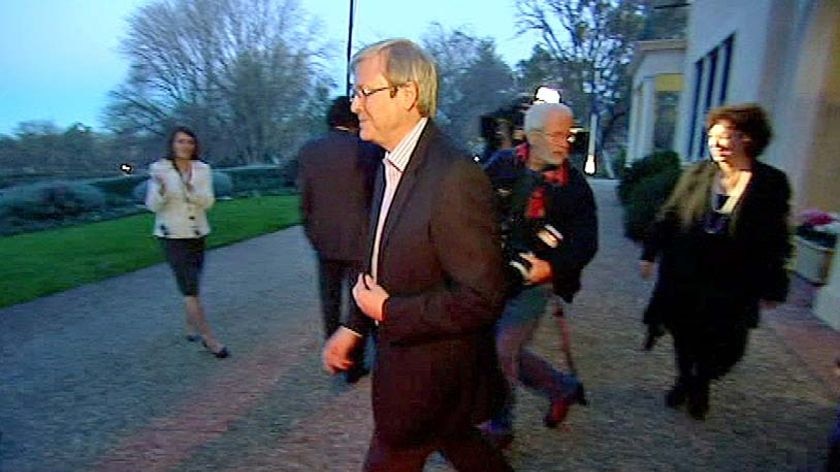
159, 237, 206, 296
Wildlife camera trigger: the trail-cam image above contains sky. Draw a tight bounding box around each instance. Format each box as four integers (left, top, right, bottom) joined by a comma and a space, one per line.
0, 0, 542, 135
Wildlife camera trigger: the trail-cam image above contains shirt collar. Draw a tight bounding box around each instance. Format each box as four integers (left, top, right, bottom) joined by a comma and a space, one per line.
384, 118, 428, 173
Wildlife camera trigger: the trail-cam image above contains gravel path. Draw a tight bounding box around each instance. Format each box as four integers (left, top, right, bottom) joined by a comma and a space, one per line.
1, 179, 837, 471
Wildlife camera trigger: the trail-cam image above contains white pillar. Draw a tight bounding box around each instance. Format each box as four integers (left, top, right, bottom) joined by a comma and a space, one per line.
627, 85, 641, 162
638, 76, 657, 158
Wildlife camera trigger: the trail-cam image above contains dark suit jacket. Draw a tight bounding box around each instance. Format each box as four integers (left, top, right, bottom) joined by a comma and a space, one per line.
298, 129, 381, 261
346, 121, 507, 447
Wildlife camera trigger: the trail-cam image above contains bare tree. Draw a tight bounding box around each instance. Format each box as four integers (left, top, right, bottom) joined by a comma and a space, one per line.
423, 24, 516, 151
105, 0, 333, 165
515, 0, 649, 174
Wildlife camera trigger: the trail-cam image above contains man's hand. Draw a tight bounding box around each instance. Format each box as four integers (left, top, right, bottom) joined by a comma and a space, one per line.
352, 273, 389, 322
322, 328, 362, 374
520, 253, 552, 285
639, 260, 655, 279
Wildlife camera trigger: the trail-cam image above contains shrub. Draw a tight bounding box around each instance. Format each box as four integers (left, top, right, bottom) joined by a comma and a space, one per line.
617, 150, 680, 205
130, 171, 234, 204
88, 174, 148, 205
0, 180, 106, 222
131, 180, 146, 204
622, 166, 682, 242
213, 171, 234, 198
219, 165, 290, 196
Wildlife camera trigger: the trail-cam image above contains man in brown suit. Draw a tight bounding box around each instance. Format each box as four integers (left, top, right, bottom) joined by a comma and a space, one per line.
322, 39, 512, 471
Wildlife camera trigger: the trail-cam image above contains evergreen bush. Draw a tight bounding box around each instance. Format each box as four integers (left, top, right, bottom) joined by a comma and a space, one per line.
0, 180, 106, 221
618, 151, 682, 242
617, 150, 680, 205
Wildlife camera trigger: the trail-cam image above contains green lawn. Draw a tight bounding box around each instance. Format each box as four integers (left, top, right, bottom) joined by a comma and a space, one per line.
0, 195, 300, 309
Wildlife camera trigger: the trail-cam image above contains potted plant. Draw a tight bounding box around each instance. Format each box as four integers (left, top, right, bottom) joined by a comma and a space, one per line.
792, 209, 838, 284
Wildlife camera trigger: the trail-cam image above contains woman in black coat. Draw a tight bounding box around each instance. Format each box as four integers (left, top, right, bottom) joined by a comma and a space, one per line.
640, 103, 791, 420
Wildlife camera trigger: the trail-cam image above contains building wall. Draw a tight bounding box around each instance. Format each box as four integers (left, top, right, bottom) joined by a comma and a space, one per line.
627, 41, 686, 161
674, 0, 794, 162
671, 0, 840, 327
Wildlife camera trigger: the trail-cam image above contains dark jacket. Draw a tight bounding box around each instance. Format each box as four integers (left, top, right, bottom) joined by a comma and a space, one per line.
642, 160, 792, 329
345, 121, 507, 447
298, 129, 381, 261
483, 146, 599, 302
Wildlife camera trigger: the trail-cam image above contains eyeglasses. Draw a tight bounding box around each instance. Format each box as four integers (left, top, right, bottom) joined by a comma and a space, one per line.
350, 85, 396, 101
540, 130, 576, 144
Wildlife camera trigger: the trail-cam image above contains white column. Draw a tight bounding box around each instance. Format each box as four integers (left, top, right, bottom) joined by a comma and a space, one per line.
627, 85, 641, 162
638, 76, 657, 158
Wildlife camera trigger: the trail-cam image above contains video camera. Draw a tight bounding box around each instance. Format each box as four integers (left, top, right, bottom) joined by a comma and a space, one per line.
495, 168, 566, 291
479, 87, 589, 162
505, 220, 564, 288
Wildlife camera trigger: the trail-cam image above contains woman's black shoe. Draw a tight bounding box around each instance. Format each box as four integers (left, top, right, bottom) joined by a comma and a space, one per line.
687, 382, 709, 420
202, 340, 230, 359
212, 347, 230, 359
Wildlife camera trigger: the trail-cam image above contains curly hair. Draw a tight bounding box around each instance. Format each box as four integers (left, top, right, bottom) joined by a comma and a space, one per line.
705, 103, 773, 158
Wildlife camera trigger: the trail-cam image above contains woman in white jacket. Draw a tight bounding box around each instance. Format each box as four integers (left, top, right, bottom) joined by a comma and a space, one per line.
146, 126, 228, 358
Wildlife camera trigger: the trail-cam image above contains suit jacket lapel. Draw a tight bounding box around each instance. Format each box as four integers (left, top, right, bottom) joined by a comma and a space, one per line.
376, 121, 436, 272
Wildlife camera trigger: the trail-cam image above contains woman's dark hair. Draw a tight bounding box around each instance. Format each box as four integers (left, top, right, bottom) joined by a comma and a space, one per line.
705, 103, 773, 158
327, 96, 359, 129
165, 126, 201, 160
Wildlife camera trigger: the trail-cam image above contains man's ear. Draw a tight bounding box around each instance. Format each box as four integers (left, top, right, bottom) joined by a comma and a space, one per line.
398, 82, 419, 112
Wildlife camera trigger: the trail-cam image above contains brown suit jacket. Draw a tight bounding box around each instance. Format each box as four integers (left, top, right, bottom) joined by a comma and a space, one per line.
346, 121, 507, 447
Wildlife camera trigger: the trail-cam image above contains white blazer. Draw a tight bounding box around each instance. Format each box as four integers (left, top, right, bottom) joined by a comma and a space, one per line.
145, 159, 215, 238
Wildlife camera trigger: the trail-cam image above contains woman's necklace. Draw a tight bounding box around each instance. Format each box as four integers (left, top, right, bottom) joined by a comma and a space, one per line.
712, 169, 752, 215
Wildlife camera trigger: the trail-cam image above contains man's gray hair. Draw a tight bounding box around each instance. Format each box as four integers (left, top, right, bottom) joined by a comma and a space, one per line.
524, 102, 573, 133
351, 38, 438, 117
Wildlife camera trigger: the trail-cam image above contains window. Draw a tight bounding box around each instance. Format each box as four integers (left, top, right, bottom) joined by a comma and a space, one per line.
686, 34, 735, 161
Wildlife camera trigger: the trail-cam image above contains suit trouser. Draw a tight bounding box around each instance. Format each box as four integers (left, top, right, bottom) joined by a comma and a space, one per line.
363, 427, 513, 472
317, 257, 366, 368
316, 256, 360, 338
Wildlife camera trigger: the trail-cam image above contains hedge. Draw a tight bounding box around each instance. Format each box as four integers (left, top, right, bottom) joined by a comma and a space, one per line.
618, 151, 682, 242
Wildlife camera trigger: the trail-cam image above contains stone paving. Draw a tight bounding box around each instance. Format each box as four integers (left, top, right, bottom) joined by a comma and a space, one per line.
1, 180, 838, 472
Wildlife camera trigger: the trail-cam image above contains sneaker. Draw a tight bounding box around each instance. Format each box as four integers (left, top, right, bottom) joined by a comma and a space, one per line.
544, 398, 570, 428
545, 383, 587, 428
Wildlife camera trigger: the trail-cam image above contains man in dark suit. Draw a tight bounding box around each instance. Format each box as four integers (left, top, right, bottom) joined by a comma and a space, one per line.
299, 96, 380, 383
322, 39, 512, 471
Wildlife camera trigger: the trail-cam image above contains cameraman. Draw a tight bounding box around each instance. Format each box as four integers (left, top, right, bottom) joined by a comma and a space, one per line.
481, 102, 598, 447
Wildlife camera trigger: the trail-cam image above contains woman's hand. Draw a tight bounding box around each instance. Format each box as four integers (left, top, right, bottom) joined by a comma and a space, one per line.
152, 170, 167, 195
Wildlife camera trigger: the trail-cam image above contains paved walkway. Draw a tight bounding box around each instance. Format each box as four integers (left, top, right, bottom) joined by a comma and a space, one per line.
1, 180, 838, 472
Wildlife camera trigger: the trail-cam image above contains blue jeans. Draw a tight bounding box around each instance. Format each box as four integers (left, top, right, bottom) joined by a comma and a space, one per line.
490, 285, 579, 432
